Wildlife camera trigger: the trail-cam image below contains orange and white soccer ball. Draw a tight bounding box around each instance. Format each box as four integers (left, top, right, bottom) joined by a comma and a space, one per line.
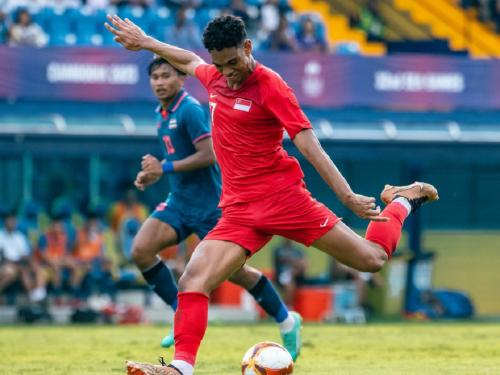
241, 341, 294, 374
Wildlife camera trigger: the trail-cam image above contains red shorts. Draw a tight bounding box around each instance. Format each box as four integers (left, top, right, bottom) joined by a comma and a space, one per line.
205, 180, 340, 255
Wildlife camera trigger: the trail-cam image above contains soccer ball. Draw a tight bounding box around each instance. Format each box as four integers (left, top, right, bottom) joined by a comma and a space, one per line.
241, 341, 294, 374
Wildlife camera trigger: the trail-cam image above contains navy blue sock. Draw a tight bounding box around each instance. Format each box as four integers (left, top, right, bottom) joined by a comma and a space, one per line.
248, 275, 288, 323
141, 261, 178, 311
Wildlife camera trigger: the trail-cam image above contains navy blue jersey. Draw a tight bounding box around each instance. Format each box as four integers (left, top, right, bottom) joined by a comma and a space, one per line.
155, 89, 221, 217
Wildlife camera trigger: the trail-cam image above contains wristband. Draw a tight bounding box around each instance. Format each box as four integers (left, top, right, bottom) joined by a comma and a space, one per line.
162, 161, 175, 174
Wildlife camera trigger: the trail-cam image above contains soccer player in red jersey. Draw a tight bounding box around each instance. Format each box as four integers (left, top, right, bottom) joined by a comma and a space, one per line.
106, 15, 438, 375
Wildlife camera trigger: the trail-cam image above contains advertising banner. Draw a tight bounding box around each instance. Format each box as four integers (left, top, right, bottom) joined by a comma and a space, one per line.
1, 47, 498, 110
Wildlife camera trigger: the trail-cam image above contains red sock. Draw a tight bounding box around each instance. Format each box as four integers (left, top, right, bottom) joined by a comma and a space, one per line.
365, 202, 409, 258
173, 292, 209, 365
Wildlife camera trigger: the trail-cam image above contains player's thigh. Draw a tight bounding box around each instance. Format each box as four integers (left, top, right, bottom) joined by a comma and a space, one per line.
312, 221, 387, 272
133, 217, 179, 256
229, 264, 262, 290
178, 239, 247, 294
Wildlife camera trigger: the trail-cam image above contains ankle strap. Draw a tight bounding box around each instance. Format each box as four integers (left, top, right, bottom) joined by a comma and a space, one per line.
167, 364, 184, 375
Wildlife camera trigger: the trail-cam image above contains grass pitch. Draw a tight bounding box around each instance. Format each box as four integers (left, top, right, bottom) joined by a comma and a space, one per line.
1, 322, 499, 374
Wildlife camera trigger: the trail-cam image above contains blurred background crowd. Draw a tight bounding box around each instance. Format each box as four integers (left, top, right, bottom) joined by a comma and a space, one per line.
1, 0, 498, 53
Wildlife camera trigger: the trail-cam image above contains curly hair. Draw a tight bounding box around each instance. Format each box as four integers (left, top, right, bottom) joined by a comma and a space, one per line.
202, 15, 247, 51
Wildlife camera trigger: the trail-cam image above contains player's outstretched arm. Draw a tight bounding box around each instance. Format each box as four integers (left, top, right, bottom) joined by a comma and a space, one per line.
104, 15, 205, 76
293, 129, 388, 222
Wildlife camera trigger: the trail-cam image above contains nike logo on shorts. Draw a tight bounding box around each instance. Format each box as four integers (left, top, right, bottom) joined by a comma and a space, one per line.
320, 218, 329, 227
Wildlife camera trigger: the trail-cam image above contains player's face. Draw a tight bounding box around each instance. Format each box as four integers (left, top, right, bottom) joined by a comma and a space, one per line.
149, 63, 184, 103
210, 40, 253, 88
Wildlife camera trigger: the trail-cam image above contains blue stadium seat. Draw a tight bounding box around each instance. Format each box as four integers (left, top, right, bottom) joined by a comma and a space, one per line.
195, 7, 220, 30
74, 14, 99, 46
46, 14, 73, 46
101, 27, 119, 47
117, 5, 149, 31
32, 7, 56, 31
204, 0, 231, 9
48, 32, 73, 46
245, 0, 263, 6
147, 8, 174, 41
64, 8, 98, 46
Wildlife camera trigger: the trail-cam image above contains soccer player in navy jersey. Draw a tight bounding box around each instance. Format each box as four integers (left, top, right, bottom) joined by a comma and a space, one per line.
132, 56, 302, 351
106, 15, 438, 375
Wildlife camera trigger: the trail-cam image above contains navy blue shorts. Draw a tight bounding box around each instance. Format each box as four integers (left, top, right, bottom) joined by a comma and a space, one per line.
151, 202, 220, 244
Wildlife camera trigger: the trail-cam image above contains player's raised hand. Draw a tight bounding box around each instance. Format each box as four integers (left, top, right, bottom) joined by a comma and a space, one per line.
104, 14, 148, 51
345, 193, 389, 222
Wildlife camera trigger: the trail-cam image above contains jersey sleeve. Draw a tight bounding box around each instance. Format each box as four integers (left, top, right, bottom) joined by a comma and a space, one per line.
194, 63, 219, 89
264, 73, 313, 140
181, 103, 211, 144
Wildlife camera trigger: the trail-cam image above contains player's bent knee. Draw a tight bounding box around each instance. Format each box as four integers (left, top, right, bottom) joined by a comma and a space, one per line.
229, 267, 262, 290
178, 269, 212, 295
130, 238, 154, 268
360, 251, 386, 273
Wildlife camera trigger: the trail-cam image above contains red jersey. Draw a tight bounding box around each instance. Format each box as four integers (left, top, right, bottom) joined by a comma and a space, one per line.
195, 63, 312, 207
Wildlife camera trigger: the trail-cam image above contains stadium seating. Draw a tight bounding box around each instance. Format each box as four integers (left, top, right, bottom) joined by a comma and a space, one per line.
392, 0, 500, 57
289, 0, 386, 55
1, 2, 330, 51
5, 0, 500, 57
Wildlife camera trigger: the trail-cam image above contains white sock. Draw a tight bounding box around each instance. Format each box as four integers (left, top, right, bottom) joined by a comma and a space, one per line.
170, 360, 194, 375
393, 197, 412, 215
278, 313, 295, 334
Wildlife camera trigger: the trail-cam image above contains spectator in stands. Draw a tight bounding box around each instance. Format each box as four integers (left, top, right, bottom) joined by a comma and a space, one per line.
478, 0, 492, 22
17, 201, 44, 252
108, 187, 149, 260
51, 198, 78, 250
8, 8, 48, 47
352, 0, 384, 42
273, 239, 307, 306
111, 0, 152, 8
164, 6, 203, 50
267, 14, 298, 52
0, 211, 47, 303
160, 0, 202, 11
329, 259, 382, 314
38, 212, 80, 302
82, 0, 111, 9
45, 0, 82, 9
226, 0, 250, 26
0, 10, 9, 44
74, 207, 115, 299
109, 188, 149, 234
296, 16, 329, 53
493, 0, 500, 32
261, 0, 281, 34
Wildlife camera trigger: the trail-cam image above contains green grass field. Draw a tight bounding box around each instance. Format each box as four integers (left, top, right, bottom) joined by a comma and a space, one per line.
1, 322, 500, 374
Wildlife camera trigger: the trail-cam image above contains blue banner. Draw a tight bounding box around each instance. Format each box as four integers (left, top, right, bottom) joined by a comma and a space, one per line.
0, 47, 498, 110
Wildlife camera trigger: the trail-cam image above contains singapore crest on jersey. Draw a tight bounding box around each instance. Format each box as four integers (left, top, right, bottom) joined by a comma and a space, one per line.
233, 98, 252, 112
